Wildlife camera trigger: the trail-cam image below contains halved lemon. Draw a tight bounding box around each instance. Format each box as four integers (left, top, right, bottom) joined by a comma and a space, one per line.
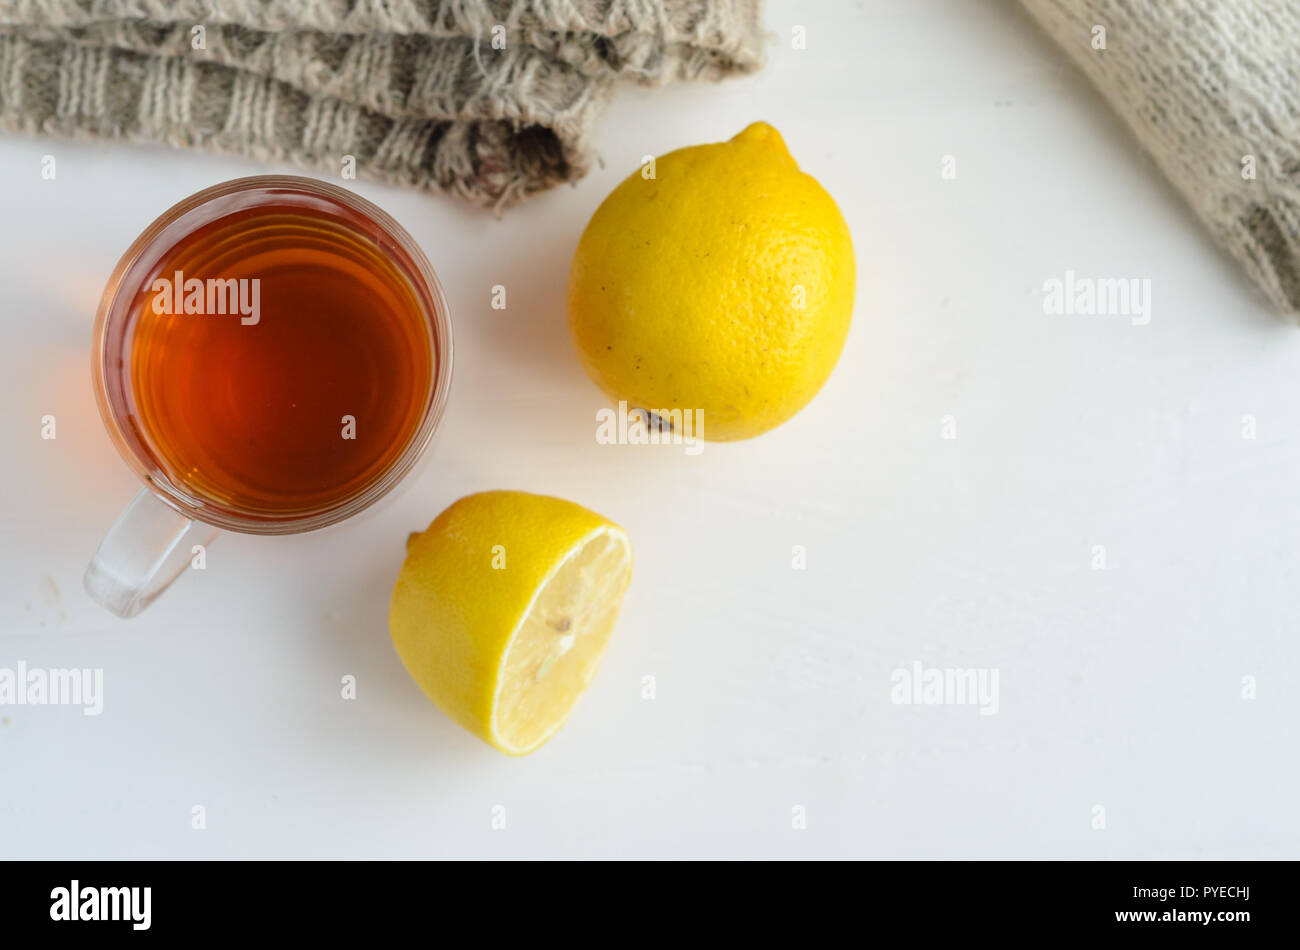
389, 490, 633, 755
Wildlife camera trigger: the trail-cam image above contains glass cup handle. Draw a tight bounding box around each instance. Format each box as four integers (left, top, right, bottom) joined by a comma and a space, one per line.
84, 488, 220, 618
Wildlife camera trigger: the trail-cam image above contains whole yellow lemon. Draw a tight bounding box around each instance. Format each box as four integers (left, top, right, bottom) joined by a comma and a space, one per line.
567, 122, 856, 441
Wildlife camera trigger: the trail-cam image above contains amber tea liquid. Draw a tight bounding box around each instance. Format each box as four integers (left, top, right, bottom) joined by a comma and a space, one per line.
120, 193, 436, 520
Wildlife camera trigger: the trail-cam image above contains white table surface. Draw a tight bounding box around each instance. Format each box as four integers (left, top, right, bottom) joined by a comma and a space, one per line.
1, 0, 1297, 860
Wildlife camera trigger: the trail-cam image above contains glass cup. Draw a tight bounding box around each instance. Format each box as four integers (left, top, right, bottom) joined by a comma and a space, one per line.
85, 176, 453, 618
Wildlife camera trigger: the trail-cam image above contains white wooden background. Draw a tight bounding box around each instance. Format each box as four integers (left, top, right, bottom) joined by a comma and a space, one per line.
1, 0, 1296, 858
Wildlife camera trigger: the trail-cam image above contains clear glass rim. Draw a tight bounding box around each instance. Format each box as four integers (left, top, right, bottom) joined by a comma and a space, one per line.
91, 175, 454, 536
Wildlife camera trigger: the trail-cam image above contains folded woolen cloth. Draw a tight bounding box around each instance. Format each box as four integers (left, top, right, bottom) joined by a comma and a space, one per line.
1020, 0, 1300, 317
0, 1, 764, 208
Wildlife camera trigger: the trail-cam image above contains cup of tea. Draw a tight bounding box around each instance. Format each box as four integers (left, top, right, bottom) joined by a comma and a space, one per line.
85, 176, 453, 617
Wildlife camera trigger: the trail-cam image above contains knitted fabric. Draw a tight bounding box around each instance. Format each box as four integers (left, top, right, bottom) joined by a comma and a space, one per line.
0, 1, 764, 208
1020, 0, 1300, 316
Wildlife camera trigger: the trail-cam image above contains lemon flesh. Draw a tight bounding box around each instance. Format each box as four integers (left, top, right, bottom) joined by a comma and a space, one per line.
494, 527, 630, 752
390, 491, 633, 756
567, 121, 856, 441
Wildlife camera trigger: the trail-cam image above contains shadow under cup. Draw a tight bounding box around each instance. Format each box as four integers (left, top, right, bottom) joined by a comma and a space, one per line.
87, 176, 453, 617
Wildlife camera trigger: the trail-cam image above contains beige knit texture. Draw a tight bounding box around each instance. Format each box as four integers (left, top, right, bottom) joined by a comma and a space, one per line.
1020, 0, 1300, 316
0, 1, 764, 208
